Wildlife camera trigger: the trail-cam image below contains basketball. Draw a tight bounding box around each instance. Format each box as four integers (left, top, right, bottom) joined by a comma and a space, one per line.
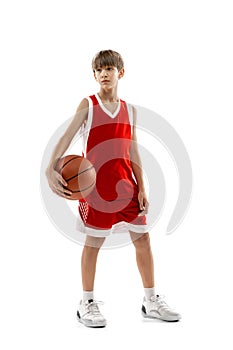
54, 155, 96, 200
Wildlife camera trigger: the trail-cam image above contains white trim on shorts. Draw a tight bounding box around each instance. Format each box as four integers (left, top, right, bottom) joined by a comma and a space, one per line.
76, 214, 148, 237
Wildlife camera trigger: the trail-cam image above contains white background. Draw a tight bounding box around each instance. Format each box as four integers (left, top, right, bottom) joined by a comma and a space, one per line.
1, 0, 233, 349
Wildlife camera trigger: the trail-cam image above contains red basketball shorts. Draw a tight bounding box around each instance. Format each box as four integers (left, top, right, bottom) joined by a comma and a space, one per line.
78, 193, 147, 234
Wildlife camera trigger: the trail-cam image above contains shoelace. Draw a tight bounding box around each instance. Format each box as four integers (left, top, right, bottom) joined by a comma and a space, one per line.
85, 300, 104, 315
150, 295, 170, 311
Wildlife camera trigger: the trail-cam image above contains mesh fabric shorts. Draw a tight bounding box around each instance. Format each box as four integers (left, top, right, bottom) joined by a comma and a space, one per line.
78, 193, 147, 236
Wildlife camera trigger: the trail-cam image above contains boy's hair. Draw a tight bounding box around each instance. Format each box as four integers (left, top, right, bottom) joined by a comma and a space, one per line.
92, 50, 124, 72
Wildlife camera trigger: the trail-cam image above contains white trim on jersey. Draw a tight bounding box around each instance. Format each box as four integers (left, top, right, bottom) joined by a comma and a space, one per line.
126, 102, 134, 136
95, 93, 121, 119
80, 96, 93, 157
81, 96, 133, 156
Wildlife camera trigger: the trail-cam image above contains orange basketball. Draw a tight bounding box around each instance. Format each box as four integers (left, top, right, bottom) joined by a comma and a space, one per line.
54, 155, 96, 200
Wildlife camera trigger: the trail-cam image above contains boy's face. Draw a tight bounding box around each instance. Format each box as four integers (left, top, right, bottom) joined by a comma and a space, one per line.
94, 66, 124, 88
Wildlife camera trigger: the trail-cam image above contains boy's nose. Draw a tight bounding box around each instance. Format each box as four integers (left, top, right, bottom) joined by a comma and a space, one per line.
101, 69, 108, 77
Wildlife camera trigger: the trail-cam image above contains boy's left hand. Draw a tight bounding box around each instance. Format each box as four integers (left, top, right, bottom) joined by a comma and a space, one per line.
138, 190, 149, 216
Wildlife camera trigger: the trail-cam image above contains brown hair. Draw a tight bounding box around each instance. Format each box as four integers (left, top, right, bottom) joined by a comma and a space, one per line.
92, 50, 124, 72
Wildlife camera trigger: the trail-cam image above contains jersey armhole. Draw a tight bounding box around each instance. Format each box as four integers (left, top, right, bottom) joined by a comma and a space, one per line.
126, 102, 134, 135
81, 96, 93, 157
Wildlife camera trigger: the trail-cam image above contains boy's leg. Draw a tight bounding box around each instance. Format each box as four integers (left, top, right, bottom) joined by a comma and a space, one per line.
129, 231, 154, 288
129, 231, 181, 321
77, 235, 107, 328
81, 235, 105, 292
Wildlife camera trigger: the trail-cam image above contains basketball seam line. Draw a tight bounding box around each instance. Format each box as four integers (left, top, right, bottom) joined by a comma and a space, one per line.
66, 165, 94, 182
59, 155, 81, 172
71, 181, 96, 193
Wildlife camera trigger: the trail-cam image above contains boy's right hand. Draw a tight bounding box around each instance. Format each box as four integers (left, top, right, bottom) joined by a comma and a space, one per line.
46, 167, 73, 199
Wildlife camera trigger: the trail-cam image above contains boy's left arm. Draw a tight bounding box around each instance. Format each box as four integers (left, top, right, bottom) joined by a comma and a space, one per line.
130, 106, 149, 215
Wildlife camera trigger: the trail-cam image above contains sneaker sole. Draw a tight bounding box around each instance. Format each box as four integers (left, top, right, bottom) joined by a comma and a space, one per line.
77, 314, 106, 328
141, 309, 181, 322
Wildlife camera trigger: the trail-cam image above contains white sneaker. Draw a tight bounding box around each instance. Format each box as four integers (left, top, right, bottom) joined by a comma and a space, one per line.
77, 299, 107, 328
142, 295, 181, 322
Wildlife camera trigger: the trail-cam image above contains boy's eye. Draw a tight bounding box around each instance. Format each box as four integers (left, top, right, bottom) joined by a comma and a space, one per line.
95, 66, 113, 72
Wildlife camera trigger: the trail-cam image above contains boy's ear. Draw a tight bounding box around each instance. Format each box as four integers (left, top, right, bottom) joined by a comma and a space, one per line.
118, 67, 125, 79
93, 71, 97, 80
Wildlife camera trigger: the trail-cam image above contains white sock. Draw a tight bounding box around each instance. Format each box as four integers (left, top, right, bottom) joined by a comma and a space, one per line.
83, 290, 94, 302
144, 287, 156, 301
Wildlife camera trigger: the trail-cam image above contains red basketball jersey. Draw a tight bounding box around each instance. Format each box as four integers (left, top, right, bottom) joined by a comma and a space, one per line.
81, 94, 138, 202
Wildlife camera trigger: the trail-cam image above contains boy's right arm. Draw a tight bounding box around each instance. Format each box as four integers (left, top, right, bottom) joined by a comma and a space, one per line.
45, 98, 89, 198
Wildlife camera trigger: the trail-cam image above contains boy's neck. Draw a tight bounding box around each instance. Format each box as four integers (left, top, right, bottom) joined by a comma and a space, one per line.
98, 88, 119, 103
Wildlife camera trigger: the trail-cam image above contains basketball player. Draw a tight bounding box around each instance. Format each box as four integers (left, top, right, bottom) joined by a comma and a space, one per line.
46, 50, 181, 327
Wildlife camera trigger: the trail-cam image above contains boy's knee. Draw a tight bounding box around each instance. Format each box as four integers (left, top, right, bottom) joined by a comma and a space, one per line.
131, 232, 150, 249
84, 235, 105, 249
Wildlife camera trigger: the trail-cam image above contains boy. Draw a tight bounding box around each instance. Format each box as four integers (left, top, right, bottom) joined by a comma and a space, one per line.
46, 50, 181, 327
